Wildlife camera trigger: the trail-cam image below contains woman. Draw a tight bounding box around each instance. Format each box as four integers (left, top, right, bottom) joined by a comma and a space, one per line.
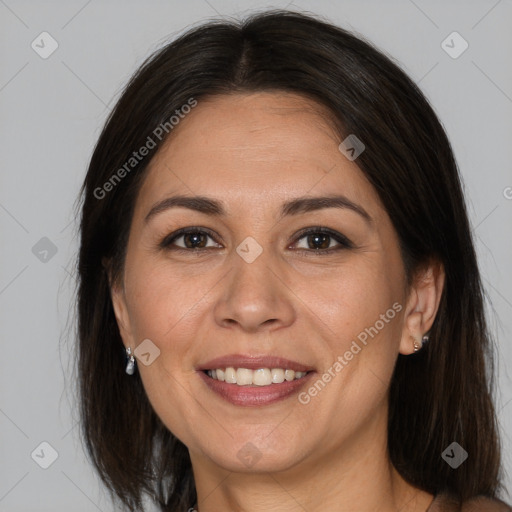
75, 9, 511, 512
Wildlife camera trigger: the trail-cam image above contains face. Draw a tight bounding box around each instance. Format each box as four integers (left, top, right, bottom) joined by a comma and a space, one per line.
111, 91, 427, 475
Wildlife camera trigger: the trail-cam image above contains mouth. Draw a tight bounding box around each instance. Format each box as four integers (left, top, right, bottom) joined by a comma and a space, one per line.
196, 354, 316, 406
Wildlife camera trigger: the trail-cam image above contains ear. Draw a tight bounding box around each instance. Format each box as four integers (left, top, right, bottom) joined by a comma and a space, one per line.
399, 259, 445, 355
104, 259, 135, 349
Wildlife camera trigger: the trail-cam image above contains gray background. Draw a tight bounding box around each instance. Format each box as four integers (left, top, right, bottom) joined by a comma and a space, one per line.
1, 0, 511, 510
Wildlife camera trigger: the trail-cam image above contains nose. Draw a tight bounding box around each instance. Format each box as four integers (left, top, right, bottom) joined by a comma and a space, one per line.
213, 245, 296, 333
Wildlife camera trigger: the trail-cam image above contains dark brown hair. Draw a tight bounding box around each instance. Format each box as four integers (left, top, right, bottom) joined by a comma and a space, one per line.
74, 9, 505, 511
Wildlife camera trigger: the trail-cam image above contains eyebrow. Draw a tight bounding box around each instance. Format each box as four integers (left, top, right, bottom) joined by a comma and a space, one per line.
144, 194, 372, 225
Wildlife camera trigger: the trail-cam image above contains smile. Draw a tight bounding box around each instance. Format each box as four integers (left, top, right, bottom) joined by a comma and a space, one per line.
196, 354, 316, 406
204, 367, 309, 386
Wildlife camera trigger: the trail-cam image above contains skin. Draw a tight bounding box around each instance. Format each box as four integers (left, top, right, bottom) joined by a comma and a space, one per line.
110, 91, 445, 512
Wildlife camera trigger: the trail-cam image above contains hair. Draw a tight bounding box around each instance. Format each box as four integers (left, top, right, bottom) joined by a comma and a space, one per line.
74, 8, 505, 511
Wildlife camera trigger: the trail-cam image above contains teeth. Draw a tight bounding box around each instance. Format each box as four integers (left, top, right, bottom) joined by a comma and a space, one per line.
271, 368, 285, 383
236, 368, 253, 385
206, 367, 309, 386
284, 369, 295, 382
224, 367, 236, 383
253, 368, 271, 386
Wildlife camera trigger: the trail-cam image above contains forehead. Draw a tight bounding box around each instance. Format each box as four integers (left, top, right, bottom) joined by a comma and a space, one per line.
135, 92, 382, 218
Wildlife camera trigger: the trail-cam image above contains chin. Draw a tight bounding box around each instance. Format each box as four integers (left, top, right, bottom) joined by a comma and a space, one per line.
199, 430, 311, 474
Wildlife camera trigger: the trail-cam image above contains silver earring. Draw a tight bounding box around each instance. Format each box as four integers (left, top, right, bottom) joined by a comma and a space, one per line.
125, 347, 136, 375
421, 334, 430, 347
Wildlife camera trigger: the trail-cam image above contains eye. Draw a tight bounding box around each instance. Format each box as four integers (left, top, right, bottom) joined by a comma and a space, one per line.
291, 227, 354, 254
159, 227, 221, 251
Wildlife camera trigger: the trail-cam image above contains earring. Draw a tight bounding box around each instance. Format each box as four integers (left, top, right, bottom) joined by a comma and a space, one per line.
412, 334, 430, 352
125, 347, 136, 375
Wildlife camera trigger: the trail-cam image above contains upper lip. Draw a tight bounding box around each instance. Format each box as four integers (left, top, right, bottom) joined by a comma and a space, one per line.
197, 354, 315, 373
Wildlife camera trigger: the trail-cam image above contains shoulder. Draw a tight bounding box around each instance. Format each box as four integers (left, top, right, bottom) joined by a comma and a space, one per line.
431, 493, 512, 512
461, 495, 512, 512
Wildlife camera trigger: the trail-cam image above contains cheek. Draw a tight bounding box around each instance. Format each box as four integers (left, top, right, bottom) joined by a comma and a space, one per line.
294, 258, 400, 346
123, 255, 209, 347
296, 261, 402, 425
122, 260, 207, 444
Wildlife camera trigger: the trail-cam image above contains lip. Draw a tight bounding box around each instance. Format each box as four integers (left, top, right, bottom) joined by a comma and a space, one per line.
196, 354, 315, 373
197, 369, 316, 407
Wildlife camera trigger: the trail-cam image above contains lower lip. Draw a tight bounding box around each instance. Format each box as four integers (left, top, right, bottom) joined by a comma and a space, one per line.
197, 370, 316, 407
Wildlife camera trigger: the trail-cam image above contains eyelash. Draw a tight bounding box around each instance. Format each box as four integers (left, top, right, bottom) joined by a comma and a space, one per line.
159, 226, 354, 255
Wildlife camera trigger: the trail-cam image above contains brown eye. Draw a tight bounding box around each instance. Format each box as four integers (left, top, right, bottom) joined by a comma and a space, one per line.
160, 228, 221, 251
292, 227, 353, 254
